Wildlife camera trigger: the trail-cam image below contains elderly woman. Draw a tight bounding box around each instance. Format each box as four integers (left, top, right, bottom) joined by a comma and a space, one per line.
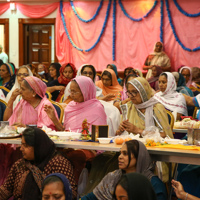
115, 173, 157, 200
82, 140, 167, 200
5, 65, 33, 109
116, 77, 173, 138
42, 173, 72, 200
143, 41, 171, 79
96, 69, 123, 101
0, 63, 16, 90
47, 63, 77, 102
154, 72, 188, 121
4, 76, 58, 130
0, 128, 77, 200
46, 76, 107, 132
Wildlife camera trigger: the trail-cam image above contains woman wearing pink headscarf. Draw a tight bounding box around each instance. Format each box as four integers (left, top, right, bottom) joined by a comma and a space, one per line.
45, 76, 107, 132
4, 76, 58, 130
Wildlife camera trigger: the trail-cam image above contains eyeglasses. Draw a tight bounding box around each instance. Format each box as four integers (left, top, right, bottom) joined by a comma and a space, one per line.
102, 78, 111, 82
17, 73, 29, 77
125, 90, 138, 97
68, 89, 80, 95
82, 71, 93, 76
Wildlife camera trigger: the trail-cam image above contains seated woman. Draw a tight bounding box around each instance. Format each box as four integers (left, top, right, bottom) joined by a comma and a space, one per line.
172, 72, 194, 116
42, 173, 72, 200
47, 63, 77, 102
143, 41, 171, 79
179, 66, 195, 89
147, 65, 162, 91
0, 63, 16, 90
154, 72, 188, 121
82, 140, 167, 200
116, 77, 173, 138
115, 173, 157, 200
63, 64, 103, 104
45, 76, 107, 132
107, 64, 122, 85
95, 69, 123, 101
37, 63, 49, 81
0, 127, 77, 200
5, 65, 33, 109
4, 76, 58, 130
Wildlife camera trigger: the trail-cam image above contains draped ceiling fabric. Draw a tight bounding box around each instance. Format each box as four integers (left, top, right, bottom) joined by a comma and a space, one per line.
0, 3, 10, 15
56, 0, 200, 71
16, 2, 59, 18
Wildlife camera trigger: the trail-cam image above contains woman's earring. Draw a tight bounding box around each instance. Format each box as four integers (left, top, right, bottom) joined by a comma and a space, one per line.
33, 95, 35, 97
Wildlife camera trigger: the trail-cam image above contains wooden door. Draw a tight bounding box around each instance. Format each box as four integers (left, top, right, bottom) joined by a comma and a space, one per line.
27, 25, 51, 67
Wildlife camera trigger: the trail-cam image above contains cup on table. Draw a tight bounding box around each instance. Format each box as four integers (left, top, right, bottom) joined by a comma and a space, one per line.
0, 121, 9, 128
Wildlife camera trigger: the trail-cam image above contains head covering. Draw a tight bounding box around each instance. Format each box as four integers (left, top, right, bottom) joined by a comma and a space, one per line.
24, 76, 47, 98
95, 69, 122, 99
22, 127, 56, 199
58, 63, 77, 86
43, 173, 72, 200
64, 76, 107, 132
153, 72, 188, 116
147, 65, 162, 84
107, 64, 122, 85
0, 63, 16, 86
134, 69, 143, 77
179, 66, 193, 87
151, 41, 164, 56
120, 173, 156, 200
5, 66, 33, 106
77, 64, 96, 82
93, 140, 155, 200
4, 63, 15, 76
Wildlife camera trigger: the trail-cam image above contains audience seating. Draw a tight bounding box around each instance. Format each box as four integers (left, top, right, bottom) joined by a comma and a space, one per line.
0, 99, 7, 121
50, 100, 64, 123
0, 86, 10, 97
45, 91, 52, 100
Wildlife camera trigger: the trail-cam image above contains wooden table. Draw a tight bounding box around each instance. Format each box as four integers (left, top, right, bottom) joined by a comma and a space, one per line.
1, 138, 200, 165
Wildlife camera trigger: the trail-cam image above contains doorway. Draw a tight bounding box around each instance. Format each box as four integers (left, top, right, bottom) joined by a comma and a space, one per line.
19, 18, 56, 67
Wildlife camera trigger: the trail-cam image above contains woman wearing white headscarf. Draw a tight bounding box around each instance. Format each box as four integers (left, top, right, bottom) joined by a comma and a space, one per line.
154, 72, 188, 121
5, 65, 33, 109
143, 41, 171, 79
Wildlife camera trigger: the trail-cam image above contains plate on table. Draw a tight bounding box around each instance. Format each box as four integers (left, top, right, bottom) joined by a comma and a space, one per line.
0, 133, 21, 139
172, 129, 188, 133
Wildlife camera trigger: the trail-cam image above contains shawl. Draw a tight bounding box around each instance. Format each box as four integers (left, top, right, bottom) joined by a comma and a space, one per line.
22, 128, 56, 200
179, 66, 194, 88
109, 64, 122, 85
44, 173, 72, 200
5, 66, 33, 108
145, 42, 171, 79
95, 69, 122, 99
154, 72, 188, 116
127, 77, 173, 137
58, 63, 77, 85
122, 173, 157, 200
93, 140, 155, 200
0, 63, 16, 90
9, 77, 58, 129
64, 76, 107, 132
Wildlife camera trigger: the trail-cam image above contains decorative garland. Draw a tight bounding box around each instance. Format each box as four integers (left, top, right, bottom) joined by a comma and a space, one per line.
113, 0, 116, 61
60, 0, 111, 52
160, 0, 164, 43
173, 0, 200, 17
118, 0, 158, 22
166, 0, 200, 52
70, 0, 103, 23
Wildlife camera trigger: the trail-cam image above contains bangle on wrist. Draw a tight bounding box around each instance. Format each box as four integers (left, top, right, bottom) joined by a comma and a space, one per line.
185, 193, 188, 200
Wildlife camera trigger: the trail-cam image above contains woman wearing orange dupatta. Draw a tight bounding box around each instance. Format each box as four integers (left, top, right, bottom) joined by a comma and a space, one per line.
96, 69, 122, 101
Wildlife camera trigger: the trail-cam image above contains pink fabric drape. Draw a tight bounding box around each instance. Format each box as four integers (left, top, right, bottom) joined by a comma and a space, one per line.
16, 2, 59, 18
0, 3, 10, 15
56, 0, 200, 71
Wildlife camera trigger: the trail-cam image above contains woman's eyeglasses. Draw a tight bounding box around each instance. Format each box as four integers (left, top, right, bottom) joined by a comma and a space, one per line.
17, 73, 29, 77
68, 89, 80, 95
125, 90, 138, 97
82, 71, 93, 76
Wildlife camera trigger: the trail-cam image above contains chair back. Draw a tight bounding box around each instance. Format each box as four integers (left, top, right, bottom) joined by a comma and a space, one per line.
50, 100, 64, 123
59, 94, 64, 103
165, 109, 174, 130
0, 86, 10, 97
192, 107, 198, 119
45, 91, 52, 100
0, 99, 7, 121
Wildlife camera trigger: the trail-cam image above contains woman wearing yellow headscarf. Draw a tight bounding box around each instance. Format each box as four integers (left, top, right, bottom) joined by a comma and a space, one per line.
116, 77, 173, 138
